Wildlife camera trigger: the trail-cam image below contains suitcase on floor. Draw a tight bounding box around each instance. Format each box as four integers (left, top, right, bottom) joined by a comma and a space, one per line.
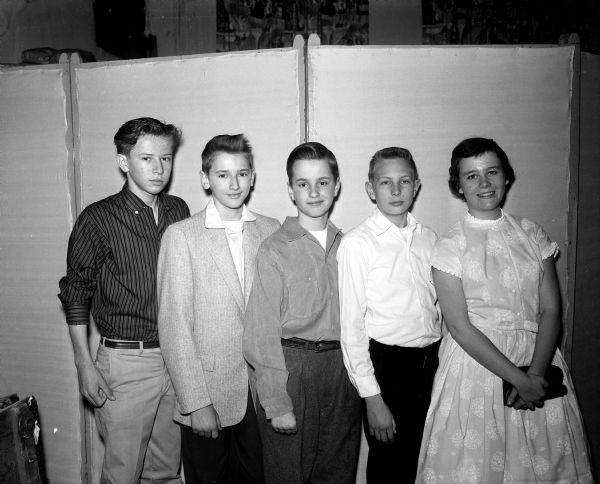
0, 394, 43, 484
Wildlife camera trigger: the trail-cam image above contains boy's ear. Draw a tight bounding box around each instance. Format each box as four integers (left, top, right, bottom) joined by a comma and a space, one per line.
251, 170, 256, 187
334, 178, 341, 197
287, 182, 295, 202
365, 181, 376, 201
117, 154, 129, 173
414, 178, 422, 196
200, 170, 210, 190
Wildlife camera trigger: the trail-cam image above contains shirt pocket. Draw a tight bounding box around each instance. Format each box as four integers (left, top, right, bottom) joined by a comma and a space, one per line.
287, 277, 321, 318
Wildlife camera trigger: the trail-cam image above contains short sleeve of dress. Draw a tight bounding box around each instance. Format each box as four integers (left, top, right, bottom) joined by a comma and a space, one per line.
521, 218, 559, 260
431, 236, 462, 279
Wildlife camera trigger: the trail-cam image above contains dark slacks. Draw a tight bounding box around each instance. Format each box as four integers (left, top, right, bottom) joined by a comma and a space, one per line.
180, 388, 264, 484
258, 346, 362, 484
365, 338, 439, 484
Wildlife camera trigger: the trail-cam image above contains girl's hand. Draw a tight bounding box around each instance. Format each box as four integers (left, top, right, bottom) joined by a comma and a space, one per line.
512, 372, 548, 410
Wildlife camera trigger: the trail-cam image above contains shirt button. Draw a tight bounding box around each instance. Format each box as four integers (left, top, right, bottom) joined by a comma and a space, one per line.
134, 210, 139, 214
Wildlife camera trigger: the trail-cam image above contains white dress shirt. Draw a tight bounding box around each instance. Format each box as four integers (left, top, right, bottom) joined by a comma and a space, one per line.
338, 208, 442, 397
205, 197, 256, 288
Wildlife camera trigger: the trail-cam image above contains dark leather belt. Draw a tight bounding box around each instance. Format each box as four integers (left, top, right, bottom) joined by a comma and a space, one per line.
281, 337, 340, 352
101, 338, 160, 349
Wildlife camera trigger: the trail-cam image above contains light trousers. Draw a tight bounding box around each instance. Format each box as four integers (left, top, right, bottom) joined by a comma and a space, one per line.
95, 345, 181, 484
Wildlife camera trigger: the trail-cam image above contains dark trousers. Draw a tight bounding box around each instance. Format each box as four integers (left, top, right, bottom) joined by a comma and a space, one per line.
258, 346, 362, 484
365, 339, 439, 484
180, 388, 264, 484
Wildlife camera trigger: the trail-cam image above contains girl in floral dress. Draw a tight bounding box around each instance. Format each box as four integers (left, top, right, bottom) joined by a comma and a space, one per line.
416, 137, 592, 483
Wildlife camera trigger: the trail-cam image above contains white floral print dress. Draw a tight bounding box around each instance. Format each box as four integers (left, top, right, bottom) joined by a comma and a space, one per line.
416, 211, 592, 484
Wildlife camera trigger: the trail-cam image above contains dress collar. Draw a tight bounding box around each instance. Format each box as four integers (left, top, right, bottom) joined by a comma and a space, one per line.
464, 209, 505, 228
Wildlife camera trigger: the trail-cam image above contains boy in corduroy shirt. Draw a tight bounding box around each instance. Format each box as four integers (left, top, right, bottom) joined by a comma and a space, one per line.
244, 142, 361, 484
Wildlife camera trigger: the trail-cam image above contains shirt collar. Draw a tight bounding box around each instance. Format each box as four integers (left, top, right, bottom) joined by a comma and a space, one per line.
371, 208, 421, 236
119, 183, 172, 213
281, 216, 341, 242
204, 197, 256, 228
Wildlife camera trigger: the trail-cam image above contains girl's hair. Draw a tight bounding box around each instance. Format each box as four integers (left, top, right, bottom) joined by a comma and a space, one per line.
114, 117, 182, 156
286, 142, 339, 183
368, 147, 418, 182
201, 134, 254, 173
449, 137, 515, 200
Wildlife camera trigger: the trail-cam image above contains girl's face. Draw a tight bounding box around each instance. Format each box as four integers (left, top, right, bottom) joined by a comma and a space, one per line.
458, 151, 508, 220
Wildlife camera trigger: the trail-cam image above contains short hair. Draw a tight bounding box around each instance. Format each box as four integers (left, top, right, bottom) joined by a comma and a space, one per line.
286, 142, 339, 183
449, 137, 515, 200
368, 147, 419, 182
201, 134, 254, 173
114, 117, 182, 156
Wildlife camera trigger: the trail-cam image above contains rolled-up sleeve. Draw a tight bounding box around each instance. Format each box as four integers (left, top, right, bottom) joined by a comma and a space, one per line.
58, 212, 107, 325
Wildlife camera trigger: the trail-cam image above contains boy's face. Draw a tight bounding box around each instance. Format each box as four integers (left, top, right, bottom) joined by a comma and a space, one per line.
118, 134, 174, 204
287, 158, 340, 226
201, 152, 255, 220
366, 157, 421, 227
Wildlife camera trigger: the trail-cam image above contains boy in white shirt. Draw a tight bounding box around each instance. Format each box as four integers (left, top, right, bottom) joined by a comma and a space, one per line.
337, 147, 442, 483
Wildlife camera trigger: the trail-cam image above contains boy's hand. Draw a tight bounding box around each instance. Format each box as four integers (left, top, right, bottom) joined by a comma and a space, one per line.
365, 394, 396, 443
76, 360, 115, 408
271, 411, 297, 434
191, 405, 222, 439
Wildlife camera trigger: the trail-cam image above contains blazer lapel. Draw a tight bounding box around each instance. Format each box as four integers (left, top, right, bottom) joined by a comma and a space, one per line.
243, 220, 261, 306
200, 220, 245, 312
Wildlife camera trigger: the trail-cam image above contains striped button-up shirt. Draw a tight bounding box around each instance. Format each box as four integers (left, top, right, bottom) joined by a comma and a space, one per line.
58, 185, 190, 341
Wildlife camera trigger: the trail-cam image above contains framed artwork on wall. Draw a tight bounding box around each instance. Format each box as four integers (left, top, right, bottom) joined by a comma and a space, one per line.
422, 0, 579, 46
217, 0, 368, 52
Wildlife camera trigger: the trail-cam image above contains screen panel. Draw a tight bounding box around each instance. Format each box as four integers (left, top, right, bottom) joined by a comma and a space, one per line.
73, 48, 303, 218
307, 45, 574, 285
0, 64, 82, 484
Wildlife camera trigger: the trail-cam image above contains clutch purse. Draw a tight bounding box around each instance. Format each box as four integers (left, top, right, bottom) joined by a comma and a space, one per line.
503, 365, 567, 406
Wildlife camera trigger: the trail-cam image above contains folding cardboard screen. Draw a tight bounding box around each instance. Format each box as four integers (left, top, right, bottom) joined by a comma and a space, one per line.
307, 45, 575, 255
0, 64, 81, 483
72, 45, 304, 217
0, 45, 304, 484
0, 42, 576, 484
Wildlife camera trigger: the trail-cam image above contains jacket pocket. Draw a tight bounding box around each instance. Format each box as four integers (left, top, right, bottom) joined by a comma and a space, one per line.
200, 353, 215, 372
